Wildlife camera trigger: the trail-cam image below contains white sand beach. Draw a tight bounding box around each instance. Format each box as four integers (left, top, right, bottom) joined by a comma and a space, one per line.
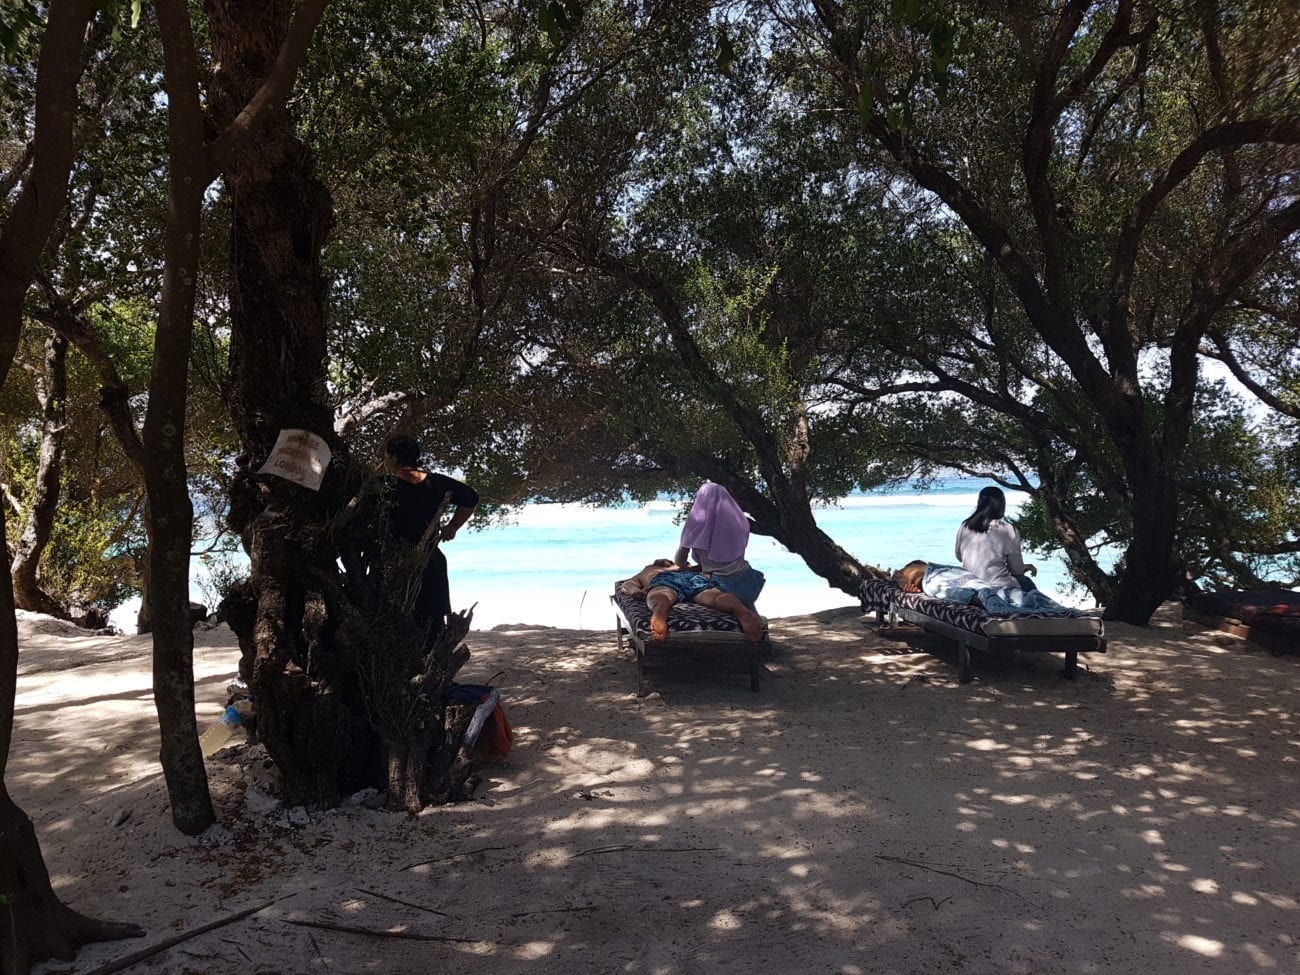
15, 606, 1300, 975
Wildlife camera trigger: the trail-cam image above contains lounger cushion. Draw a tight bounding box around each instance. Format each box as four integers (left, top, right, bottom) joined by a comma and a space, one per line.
859, 579, 1103, 638
612, 589, 765, 641
1183, 590, 1300, 644
860, 578, 898, 614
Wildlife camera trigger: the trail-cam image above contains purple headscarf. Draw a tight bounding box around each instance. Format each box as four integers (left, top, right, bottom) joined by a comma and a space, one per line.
679, 481, 750, 563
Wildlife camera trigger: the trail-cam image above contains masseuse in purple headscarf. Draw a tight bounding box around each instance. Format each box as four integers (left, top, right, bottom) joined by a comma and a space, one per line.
673, 481, 766, 612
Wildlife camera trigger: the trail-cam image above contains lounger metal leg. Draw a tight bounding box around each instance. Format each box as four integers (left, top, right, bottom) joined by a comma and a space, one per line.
958, 639, 972, 684
1063, 650, 1078, 679
636, 644, 646, 697
616, 616, 624, 653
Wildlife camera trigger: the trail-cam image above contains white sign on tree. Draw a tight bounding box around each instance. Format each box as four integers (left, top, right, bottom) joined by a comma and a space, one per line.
257, 428, 331, 491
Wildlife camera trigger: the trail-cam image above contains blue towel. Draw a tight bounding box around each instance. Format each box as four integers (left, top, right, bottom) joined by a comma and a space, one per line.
923, 564, 1084, 616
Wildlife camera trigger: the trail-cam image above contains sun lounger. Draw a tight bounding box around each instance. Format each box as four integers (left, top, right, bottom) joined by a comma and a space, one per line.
611, 588, 771, 696
1182, 589, 1300, 655
860, 579, 1106, 683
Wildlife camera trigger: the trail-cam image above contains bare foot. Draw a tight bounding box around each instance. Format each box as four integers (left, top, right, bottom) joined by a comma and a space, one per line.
650, 612, 670, 641
737, 608, 763, 642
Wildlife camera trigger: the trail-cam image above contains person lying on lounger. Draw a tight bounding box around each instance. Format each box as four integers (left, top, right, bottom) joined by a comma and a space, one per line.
892, 560, 1084, 616
619, 560, 765, 643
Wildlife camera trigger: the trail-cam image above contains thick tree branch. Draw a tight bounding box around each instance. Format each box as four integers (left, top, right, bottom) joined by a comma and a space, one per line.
335, 389, 430, 437
1109, 116, 1300, 319
1201, 331, 1300, 420
204, 0, 331, 179
0, 0, 95, 394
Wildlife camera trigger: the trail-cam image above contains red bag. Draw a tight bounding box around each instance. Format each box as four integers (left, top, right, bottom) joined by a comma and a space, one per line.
475, 697, 513, 757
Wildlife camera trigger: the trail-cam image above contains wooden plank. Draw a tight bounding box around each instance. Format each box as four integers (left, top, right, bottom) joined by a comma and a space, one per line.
1183, 606, 1299, 655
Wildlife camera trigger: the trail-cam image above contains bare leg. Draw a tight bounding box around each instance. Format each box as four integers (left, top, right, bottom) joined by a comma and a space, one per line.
695, 589, 763, 642
646, 587, 679, 641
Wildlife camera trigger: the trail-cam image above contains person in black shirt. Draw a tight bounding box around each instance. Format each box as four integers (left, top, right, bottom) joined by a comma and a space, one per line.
384, 435, 479, 643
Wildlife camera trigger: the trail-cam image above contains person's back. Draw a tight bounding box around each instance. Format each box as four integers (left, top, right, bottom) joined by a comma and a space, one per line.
383, 436, 480, 643
675, 481, 765, 610
955, 485, 1034, 589
955, 519, 1023, 588
389, 473, 466, 544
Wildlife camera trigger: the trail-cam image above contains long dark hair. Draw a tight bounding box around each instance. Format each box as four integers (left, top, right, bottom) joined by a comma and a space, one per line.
962, 486, 1006, 534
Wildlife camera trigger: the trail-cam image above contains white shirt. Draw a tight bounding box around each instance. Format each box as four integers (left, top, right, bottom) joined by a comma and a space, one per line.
955, 520, 1026, 588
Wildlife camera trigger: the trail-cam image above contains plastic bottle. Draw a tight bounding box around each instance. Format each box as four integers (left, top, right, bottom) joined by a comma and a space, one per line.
198, 705, 243, 758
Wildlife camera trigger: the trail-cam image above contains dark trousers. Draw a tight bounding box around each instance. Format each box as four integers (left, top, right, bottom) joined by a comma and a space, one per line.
415, 547, 450, 646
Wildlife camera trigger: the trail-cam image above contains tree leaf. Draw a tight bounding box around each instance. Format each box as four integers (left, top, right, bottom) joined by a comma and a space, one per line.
858, 84, 873, 126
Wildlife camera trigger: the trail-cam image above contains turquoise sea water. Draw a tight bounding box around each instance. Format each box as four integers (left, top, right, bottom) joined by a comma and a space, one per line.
444, 480, 1095, 630
110, 480, 1097, 633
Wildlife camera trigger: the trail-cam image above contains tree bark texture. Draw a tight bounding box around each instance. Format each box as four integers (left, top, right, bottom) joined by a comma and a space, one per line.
0, 2, 92, 392
0, 788, 142, 975
10, 333, 68, 618
1105, 454, 1183, 624
148, 0, 217, 836
204, 0, 349, 808
203, 0, 335, 467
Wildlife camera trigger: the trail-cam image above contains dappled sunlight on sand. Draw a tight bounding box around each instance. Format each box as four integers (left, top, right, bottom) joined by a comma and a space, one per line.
11, 603, 1300, 974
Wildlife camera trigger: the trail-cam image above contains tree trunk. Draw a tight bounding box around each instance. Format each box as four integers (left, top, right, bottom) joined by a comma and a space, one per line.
764, 512, 882, 596
202, 0, 481, 813
683, 463, 886, 598
0, 788, 142, 975
134, 557, 151, 635
42, 304, 152, 632
10, 333, 68, 619
385, 737, 436, 814
2, 507, 143, 974
244, 520, 348, 808
204, 0, 349, 806
1105, 457, 1181, 624
0, 3, 150, 969
147, 0, 217, 836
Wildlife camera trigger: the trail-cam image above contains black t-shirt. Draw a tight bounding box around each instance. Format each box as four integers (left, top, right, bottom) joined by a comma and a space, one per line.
387, 472, 479, 544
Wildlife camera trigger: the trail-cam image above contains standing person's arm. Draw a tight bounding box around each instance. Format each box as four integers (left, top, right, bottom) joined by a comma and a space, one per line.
954, 527, 965, 563
433, 474, 479, 542
440, 504, 475, 541
673, 545, 691, 568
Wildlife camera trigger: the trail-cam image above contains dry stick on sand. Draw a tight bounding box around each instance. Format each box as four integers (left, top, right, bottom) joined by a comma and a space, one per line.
875, 855, 1040, 908
78, 899, 280, 975
353, 887, 461, 919
573, 844, 721, 857
401, 845, 511, 870
281, 918, 479, 944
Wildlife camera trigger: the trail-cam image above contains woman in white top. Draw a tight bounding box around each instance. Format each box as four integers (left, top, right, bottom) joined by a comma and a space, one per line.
955, 486, 1038, 591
